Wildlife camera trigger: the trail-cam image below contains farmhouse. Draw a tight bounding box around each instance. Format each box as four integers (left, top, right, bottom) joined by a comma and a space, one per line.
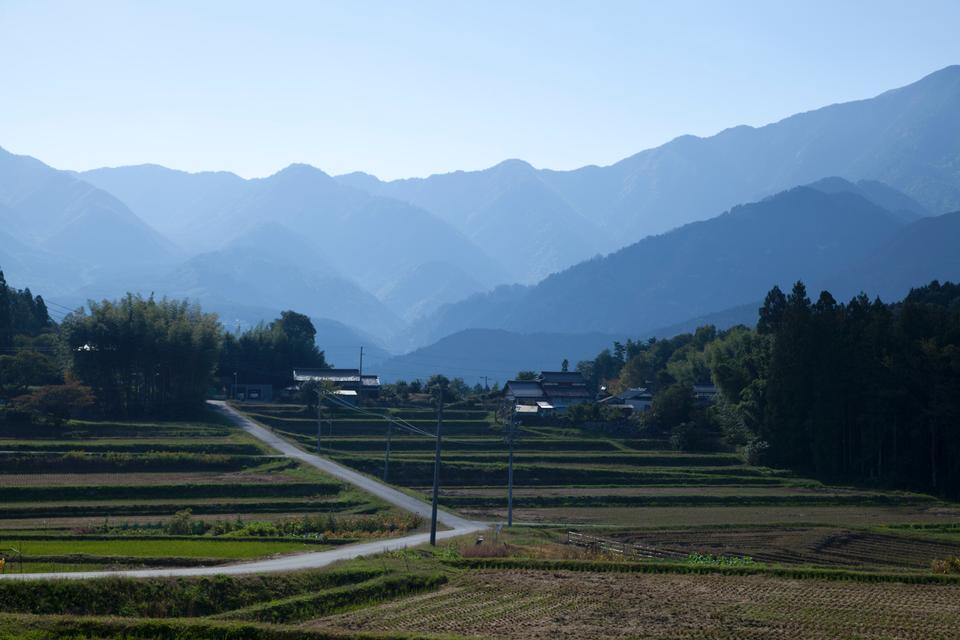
504, 370, 593, 414
600, 387, 653, 412
292, 368, 382, 400
231, 382, 273, 402
693, 383, 719, 403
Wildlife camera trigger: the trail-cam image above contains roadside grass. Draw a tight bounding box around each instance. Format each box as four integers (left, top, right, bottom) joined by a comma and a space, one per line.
0, 562, 112, 574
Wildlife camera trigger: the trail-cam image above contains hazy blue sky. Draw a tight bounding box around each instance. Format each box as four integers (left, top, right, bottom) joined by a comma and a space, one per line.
2, 1, 959, 180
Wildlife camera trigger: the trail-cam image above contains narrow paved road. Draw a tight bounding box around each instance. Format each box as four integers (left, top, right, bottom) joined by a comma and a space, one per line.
1, 401, 486, 581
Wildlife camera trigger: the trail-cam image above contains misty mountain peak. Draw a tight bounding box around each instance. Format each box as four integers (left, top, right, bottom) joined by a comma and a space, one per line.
271, 163, 332, 181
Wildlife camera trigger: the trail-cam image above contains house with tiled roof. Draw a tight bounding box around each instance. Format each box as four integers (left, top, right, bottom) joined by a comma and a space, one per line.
504, 371, 593, 415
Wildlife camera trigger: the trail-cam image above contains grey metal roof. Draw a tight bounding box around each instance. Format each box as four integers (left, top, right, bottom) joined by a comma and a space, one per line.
538, 371, 587, 385
293, 368, 381, 387
505, 380, 545, 398
619, 387, 652, 400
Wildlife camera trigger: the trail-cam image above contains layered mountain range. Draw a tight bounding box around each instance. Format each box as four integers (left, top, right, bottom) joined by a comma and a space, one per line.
2, 65, 960, 380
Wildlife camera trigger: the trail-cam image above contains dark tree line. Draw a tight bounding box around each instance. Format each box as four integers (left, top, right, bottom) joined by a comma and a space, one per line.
0, 270, 53, 350
218, 311, 328, 393
578, 280, 960, 498
749, 280, 960, 498
0, 270, 61, 397
61, 294, 222, 417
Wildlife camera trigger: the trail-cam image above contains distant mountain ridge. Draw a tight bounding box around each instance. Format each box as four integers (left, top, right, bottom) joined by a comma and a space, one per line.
2, 65, 960, 372
414, 180, 950, 343
0, 146, 178, 295
342, 65, 960, 248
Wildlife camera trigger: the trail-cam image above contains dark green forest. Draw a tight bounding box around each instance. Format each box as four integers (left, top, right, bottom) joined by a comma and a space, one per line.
219, 310, 329, 393
578, 280, 960, 499
1, 269, 330, 420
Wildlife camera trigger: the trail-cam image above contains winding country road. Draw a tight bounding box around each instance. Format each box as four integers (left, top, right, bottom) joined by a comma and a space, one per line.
0, 401, 486, 581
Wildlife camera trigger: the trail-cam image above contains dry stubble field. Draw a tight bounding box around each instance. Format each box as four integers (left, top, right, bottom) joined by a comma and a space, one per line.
314, 568, 960, 640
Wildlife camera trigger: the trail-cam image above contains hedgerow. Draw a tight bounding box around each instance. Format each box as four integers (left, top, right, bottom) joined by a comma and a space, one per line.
218, 573, 448, 623
0, 568, 386, 617
0, 452, 270, 473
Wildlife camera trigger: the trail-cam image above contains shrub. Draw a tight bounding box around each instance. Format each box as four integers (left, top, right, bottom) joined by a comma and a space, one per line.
166, 509, 207, 535
931, 556, 960, 574
11, 380, 95, 425
744, 439, 771, 465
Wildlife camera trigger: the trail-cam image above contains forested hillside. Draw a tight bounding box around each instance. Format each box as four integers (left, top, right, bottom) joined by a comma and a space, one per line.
418, 184, 912, 342
576, 280, 960, 499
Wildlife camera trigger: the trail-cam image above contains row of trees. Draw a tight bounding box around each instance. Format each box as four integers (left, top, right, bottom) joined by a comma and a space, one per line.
746, 281, 959, 497
0, 270, 62, 399
1, 268, 336, 419
219, 311, 328, 392
61, 295, 223, 416
0, 270, 53, 350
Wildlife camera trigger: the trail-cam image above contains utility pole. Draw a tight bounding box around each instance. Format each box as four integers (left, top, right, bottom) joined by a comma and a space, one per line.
429, 384, 443, 546
317, 387, 323, 454
480, 375, 490, 391
507, 410, 515, 527
383, 419, 392, 481
358, 346, 364, 405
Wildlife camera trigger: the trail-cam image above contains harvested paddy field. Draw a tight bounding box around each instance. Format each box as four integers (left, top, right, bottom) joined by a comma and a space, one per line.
611, 526, 960, 570
315, 568, 960, 639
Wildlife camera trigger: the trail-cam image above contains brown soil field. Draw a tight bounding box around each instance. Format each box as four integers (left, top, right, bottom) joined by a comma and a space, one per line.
314, 569, 960, 639
613, 526, 960, 570
463, 505, 960, 527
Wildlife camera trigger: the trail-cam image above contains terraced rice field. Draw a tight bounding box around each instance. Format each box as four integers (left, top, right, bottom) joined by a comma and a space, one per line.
243, 403, 957, 533
314, 568, 960, 639
0, 412, 396, 572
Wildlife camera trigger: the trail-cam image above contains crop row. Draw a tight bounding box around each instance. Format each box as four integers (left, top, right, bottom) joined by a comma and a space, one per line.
0, 421, 232, 440
436, 493, 935, 509
378, 451, 743, 467
0, 441, 264, 455
0, 554, 234, 568
0, 452, 285, 474
0, 497, 362, 519
447, 558, 960, 584
250, 413, 492, 436
338, 457, 787, 487
0, 482, 341, 502
313, 436, 622, 453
